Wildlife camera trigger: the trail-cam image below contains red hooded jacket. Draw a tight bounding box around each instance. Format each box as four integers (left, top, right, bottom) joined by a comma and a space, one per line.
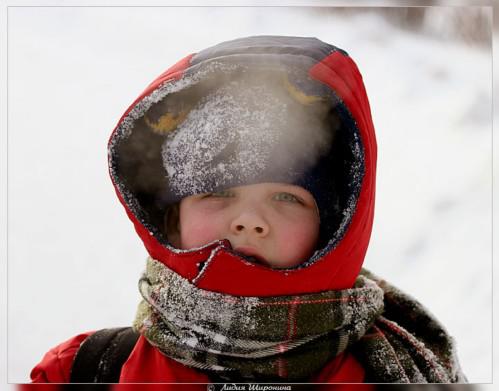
31, 36, 377, 384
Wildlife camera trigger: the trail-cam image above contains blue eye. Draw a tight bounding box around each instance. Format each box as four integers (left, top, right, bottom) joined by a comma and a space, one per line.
273, 192, 302, 203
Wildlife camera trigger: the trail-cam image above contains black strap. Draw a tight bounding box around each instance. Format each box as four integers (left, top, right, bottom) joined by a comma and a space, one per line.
70, 327, 140, 383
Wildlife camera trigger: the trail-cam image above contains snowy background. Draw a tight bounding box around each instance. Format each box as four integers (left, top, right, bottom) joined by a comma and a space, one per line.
6, 5, 492, 383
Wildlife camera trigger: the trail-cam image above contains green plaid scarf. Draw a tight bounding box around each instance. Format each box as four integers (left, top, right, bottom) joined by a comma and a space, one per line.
134, 258, 384, 381
353, 270, 467, 383
133, 258, 466, 382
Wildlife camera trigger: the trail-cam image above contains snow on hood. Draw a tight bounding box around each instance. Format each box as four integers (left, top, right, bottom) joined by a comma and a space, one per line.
108, 36, 377, 295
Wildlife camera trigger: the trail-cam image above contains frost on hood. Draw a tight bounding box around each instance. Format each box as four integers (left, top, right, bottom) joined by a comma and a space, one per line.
108, 59, 365, 261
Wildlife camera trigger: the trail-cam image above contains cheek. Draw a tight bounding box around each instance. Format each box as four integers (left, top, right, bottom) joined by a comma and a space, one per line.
274, 214, 319, 260
179, 207, 227, 249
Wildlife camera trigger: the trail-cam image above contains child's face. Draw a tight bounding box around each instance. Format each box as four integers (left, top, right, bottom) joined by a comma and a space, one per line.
173, 183, 320, 269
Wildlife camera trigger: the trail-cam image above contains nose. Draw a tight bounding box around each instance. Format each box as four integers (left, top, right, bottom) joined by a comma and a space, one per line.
230, 209, 270, 237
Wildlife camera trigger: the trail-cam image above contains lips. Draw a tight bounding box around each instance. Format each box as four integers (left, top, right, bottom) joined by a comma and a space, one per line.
234, 245, 268, 266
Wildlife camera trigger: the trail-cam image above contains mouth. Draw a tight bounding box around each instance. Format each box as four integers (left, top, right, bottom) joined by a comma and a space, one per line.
234, 245, 268, 266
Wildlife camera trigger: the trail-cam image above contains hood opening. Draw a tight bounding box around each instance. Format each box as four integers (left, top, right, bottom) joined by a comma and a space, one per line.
108, 57, 364, 268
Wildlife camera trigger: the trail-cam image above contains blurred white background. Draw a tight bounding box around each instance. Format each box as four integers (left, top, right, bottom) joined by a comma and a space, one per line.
6, 4, 492, 383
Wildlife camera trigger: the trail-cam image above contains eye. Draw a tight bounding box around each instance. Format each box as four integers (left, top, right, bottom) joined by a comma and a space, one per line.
206, 190, 235, 198
273, 192, 303, 204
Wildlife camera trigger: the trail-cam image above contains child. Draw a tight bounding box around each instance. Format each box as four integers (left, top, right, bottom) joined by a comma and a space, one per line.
31, 36, 466, 383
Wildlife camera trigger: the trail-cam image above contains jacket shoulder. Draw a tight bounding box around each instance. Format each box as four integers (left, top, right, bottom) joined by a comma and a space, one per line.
30, 331, 94, 383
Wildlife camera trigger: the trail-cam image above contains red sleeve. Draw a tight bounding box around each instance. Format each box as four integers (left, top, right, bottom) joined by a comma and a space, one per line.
30, 331, 94, 383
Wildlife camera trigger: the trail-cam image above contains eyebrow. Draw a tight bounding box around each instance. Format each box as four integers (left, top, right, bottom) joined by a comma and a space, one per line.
277, 186, 312, 198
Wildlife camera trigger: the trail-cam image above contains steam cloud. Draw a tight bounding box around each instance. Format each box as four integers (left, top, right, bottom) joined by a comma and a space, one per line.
162, 71, 335, 199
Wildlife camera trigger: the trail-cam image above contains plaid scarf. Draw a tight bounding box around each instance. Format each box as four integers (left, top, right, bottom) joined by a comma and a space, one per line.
133, 258, 384, 381
353, 270, 467, 383
133, 258, 466, 383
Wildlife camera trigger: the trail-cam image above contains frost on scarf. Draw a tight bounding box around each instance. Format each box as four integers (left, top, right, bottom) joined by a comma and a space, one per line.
353, 269, 468, 383
134, 257, 385, 380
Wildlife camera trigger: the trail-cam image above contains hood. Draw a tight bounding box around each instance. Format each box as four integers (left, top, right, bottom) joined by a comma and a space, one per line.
108, 36, 377, 296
